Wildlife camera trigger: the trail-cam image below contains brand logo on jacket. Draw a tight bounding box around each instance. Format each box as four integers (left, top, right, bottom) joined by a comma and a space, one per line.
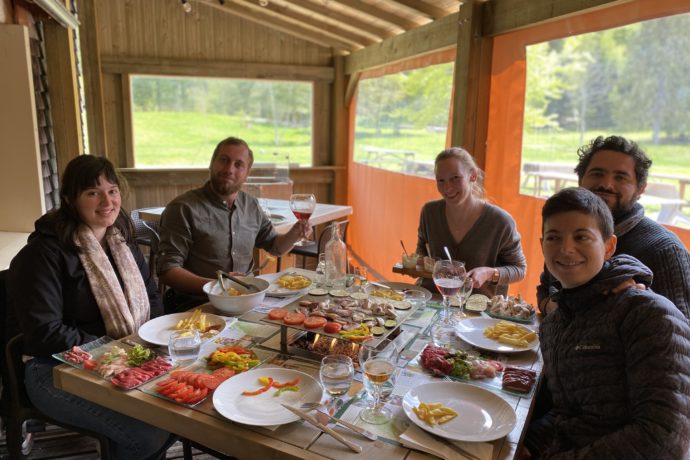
574, 343, 601, 351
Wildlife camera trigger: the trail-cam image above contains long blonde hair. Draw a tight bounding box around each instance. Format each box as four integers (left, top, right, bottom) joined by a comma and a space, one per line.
434, 147, 485, 200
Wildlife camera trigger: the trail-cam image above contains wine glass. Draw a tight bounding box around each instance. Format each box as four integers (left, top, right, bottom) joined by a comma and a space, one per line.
358, 339, 399, 425
289, 193, 316, 246
454, 276, 474, 319
431, 260, 465, 344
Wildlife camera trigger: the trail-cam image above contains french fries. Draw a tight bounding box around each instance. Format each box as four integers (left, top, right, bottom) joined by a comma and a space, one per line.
277, 274, 311, 290
412, 402, 458, 426
176, 308, 210, 332
483, 320, 536, 348
370, 289, 404, 301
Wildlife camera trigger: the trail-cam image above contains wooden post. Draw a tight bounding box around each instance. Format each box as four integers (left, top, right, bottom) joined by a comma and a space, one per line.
331, 56, 349, 205
76, 0, 108, 159
43, 18, 84, 175
449, 0, 492, 169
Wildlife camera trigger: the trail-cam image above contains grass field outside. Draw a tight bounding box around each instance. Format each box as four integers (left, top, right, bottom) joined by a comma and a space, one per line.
133, 111, 690, 226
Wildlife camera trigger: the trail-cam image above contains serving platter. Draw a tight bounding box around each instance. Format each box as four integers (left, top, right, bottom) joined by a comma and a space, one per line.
455, 317, 539, 353
258, 268, 314, 297
138, 312, 227, 347
402, 382, 516, 442
258, 291, 422, 347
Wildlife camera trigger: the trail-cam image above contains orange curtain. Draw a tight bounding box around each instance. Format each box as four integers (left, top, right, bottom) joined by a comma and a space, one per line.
484, 0, 690, 304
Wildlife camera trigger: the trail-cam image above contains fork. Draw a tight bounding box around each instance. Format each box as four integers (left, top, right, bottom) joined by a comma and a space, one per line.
300, 403, 377, 441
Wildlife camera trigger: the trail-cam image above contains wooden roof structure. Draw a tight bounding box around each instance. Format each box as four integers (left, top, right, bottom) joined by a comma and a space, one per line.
197, 0, 463, 54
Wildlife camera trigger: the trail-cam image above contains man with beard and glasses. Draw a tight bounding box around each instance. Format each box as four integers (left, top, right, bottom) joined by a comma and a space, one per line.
157, 137, 311, 312
536, 135, 690, 320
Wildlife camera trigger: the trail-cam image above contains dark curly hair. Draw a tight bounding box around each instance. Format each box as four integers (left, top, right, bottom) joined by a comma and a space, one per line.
51, 155, 133, 250
574, 135, 652, 187
542, 187, 614, 240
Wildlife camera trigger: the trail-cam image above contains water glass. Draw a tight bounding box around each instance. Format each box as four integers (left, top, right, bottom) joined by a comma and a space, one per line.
404, 290, 427, 309
168, 330, 201, 364
315, 253, 327, 287
319, 355, 354, 396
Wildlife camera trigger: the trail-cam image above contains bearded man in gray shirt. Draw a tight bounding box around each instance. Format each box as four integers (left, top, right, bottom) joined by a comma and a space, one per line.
157, 137, 310, 312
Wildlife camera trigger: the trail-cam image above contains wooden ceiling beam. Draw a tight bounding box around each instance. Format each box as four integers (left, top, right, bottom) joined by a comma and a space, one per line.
394, 0, 451, 19
239, 0, 376, 47
286, 0, 393, 40
100, 56, 335, 81
483, 0, 634, 36
344, 12, 458, 74
334, 0, 421, 30
198, 0, 352, 52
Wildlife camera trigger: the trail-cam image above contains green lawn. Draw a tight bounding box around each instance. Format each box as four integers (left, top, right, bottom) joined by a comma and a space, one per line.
135, 111, 690, 175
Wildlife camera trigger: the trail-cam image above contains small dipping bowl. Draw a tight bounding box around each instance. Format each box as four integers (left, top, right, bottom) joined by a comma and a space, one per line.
402, 253, 419, 269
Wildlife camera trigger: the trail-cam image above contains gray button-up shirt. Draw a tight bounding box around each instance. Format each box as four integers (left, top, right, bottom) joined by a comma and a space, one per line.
157, 182, 277, 277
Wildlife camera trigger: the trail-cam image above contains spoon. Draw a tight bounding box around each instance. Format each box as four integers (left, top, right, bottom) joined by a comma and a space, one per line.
400, 239, 409, 256
216, 271, 229, 296
217, 270, 259, 293
443, 246, 452, 262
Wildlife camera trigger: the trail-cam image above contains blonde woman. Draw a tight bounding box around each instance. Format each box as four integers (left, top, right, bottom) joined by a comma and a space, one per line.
416, 147, 526, 297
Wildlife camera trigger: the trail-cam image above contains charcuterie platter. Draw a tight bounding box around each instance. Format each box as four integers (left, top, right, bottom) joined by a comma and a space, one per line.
54, 337, 173, 390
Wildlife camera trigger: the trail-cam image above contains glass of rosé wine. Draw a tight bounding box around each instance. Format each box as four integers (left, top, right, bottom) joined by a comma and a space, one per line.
289, 193, 316, 246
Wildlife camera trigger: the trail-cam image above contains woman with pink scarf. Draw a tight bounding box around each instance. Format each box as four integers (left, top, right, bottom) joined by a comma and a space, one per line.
7, 155, 173, 459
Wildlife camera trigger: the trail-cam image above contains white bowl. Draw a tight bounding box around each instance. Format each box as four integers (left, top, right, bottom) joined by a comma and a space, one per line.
202, 277, 270, 315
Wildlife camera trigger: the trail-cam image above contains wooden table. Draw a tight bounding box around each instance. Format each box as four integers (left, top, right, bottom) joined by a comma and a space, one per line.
138, 199, 353, 236
53, 300, 542, 460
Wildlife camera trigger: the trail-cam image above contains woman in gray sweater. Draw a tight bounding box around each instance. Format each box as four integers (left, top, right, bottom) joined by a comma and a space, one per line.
416, 147, 526, 297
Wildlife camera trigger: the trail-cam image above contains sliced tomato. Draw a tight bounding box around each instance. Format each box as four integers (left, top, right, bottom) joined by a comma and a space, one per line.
83, 359, 98, 370
323, 322, 342, 334
159, 381, 187, 397
156, 378, 179, 389
268, 308, 289, 320
170, 370, 191, 380
212, 368, 236, 381
201, 376, 221, 390
283, 312, 305, 325
303, 316, 327, 329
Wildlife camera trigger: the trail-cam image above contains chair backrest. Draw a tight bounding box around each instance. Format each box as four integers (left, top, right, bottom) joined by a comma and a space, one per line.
5, 334, 34, 409
317, 220, 349, 256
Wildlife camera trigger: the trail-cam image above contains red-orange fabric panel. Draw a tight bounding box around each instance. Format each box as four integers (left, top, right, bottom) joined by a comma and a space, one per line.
485, 0, 690, 304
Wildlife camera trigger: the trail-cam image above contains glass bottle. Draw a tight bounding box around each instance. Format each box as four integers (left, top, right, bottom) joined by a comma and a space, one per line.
324, 222, 347, 288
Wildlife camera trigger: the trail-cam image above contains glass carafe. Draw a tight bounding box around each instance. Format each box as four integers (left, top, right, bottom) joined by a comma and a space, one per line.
324, 222, 347, 288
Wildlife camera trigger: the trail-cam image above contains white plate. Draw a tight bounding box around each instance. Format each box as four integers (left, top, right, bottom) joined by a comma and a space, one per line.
212, 367, 323, 426
137, 312, 226, 347
455, 317, 539, 353
258, 269, 314, 297
402, 382, 516, 442
367, 282, 432, 301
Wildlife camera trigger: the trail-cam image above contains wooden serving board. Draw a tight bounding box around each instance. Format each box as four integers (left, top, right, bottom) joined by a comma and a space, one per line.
392, 262, 433, 279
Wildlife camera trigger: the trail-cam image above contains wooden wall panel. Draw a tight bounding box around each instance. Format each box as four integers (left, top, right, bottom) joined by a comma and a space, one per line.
95, 0, 331, 65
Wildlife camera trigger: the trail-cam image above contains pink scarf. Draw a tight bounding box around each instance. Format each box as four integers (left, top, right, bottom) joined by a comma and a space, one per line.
75, 225, 150, 338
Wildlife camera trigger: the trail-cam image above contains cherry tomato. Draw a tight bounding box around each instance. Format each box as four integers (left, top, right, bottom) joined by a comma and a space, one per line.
303, 316, 327, 329
323, 322, 342, 334
268, 308, 289, 320
283, 312, 305, 325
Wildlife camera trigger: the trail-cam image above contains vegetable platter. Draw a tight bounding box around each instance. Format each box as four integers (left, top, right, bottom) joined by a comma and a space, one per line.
53, 337, 173, 390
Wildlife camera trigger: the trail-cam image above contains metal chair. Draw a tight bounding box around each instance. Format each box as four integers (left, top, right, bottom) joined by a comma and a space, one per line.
3, 334, 113, 459
131, 208, 162, 276
290, 219, 349, 268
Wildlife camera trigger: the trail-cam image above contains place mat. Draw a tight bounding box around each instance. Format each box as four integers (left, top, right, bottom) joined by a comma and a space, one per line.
399, 423, 493, 460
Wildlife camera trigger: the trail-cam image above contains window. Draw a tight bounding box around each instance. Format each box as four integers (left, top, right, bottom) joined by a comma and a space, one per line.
353, 62, 454, 177
521, 12, 690, 227
131, 75, 313, 167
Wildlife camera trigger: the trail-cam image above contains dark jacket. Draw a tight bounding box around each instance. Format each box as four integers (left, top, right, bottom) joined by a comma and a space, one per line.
540, 254, 690, 459
7, 214, 163, 357
537, 203, 690, 320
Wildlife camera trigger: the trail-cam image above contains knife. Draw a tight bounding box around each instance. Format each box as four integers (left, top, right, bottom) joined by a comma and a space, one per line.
280, 403, 362, 453
313, 408, 377, 441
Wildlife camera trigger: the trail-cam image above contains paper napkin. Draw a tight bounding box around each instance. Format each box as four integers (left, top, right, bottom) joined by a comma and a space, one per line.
399, 423, 493, 460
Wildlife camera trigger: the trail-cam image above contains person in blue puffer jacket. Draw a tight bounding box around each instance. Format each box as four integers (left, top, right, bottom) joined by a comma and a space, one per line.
525, 187, 690, 459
